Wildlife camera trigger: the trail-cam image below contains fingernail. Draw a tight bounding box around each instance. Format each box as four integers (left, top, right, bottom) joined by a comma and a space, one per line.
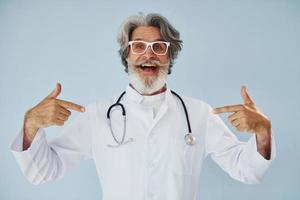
81, 107, 85, 112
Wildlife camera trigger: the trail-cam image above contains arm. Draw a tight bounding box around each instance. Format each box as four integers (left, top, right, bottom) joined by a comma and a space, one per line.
205, 106, 276, 184
21, 83, 85, 150
10, 83, 90, 185
255, 124, 272, 160
213, 86, 273, 160
207, 86, 276, 183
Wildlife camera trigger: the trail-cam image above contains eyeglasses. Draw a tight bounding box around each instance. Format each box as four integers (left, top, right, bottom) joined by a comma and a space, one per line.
128, 40, 170, 55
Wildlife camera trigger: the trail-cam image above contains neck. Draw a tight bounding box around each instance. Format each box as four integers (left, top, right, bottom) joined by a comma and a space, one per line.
129, 84, 167, 96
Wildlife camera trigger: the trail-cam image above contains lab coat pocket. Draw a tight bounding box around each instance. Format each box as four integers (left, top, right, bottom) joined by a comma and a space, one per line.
169, 138, 196, 175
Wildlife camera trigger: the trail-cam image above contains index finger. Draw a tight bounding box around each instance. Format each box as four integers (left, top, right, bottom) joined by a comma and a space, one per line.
57, 99, 85, 112
213, 104, 244, 114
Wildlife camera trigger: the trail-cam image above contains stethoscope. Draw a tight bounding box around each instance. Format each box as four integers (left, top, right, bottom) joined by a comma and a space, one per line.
106, 90, 196, 148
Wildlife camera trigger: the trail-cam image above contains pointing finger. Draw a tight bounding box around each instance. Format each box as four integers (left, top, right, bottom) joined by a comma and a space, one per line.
213, 104, 244, 114
57, 99, 85, 112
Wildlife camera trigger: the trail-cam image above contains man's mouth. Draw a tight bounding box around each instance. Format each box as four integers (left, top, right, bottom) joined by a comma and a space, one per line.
138, 64, 158, 74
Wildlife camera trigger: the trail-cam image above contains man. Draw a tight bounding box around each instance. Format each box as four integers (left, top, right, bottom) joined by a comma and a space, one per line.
11, 13, 275, 200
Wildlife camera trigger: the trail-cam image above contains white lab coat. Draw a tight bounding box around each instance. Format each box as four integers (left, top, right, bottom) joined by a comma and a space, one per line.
10, 85, 276, 200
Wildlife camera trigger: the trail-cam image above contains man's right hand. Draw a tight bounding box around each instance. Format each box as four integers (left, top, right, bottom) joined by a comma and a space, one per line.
23, 83, 85, 150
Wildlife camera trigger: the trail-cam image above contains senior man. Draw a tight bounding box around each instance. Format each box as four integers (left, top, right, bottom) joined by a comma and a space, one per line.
11, 13, 275, 200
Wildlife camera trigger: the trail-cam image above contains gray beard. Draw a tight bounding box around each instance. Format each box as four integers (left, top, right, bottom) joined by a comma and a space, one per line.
128, 67, 168, 95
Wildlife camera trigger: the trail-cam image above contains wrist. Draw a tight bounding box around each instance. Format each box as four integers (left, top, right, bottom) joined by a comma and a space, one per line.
23, 122, 38, 151
255, 123, 271, 146
256, 118, 271, 136
23, 111, 39, 141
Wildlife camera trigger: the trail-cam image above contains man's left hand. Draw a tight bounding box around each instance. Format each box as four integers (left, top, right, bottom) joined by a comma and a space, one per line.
212, 86, 272, 159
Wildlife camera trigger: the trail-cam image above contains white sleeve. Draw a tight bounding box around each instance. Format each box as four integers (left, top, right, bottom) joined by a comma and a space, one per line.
10, 104, 94, 185
204, 105, 276, 184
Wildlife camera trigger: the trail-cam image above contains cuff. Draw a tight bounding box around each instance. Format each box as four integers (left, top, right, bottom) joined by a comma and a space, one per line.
10, 128, 47, 185
10, 128, 46, 155
244, 133, 276, 181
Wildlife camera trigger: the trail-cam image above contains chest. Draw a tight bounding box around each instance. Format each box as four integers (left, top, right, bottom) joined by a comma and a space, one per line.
92, 101, 207, 175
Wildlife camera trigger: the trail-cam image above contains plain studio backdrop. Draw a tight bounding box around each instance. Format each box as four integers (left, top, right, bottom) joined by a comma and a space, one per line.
0, 0, 299, 199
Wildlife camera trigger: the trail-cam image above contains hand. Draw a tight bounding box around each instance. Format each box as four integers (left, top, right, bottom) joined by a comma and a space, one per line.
212, 86, 272, 160
212, 86, 271, 136
23, 83, 85, 150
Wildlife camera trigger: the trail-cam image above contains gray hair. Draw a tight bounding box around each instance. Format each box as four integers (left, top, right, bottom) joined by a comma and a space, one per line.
117, 13, 183, 74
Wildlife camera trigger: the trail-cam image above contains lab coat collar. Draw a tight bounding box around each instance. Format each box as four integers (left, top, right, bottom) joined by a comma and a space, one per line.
124, 84, 176, 133
124, 84, 173, 106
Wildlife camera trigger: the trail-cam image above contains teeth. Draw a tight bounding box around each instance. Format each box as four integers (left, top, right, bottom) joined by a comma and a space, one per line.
141, 64, 156, 67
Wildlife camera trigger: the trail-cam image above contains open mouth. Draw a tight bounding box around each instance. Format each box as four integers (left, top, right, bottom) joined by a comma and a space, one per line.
138, 64, 158, 73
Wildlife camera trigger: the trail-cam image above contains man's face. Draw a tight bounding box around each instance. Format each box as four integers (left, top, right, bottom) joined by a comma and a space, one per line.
126, 26, 170, 94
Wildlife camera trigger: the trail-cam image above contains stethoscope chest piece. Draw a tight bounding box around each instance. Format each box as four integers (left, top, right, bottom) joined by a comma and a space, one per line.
184, 133, 196, 145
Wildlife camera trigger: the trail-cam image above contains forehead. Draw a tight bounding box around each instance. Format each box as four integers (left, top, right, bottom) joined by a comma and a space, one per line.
131, 26, 162, 42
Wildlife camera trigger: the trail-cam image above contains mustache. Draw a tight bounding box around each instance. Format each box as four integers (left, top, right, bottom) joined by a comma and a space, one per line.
127, 59, 170, 68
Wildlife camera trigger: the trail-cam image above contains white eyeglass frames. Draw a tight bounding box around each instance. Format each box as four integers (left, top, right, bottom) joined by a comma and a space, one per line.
128, 40, 170, 55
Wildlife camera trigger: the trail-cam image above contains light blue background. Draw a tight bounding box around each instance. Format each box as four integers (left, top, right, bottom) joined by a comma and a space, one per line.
0, 0, 299, 199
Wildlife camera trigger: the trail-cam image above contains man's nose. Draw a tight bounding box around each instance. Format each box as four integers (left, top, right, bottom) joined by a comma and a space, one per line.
143, 46, 156, 59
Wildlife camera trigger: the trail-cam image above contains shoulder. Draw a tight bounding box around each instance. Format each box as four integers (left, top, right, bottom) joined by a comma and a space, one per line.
179, 95, 213, 113
80, 96, 121, 119
169, 92, 214, 119
83, 100, 112, 116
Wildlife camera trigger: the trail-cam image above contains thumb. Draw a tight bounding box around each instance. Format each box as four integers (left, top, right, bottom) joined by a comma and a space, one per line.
241, 85, 254, 104
46, 83, 61, 99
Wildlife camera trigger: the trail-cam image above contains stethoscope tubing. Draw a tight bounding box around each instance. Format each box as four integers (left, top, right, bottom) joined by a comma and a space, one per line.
106, 90, 195, 147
